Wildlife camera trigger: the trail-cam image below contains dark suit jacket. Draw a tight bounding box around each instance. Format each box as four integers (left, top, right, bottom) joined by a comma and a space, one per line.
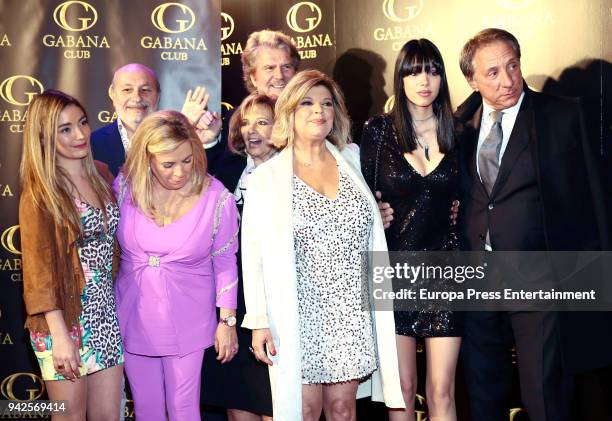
91, 120, 126, 177
455, 86, 611, 372
207, 108, 247, 192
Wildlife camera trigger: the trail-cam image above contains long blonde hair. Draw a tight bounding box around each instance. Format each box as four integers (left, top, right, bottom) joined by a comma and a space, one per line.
271, 69, 351, 150
20, 89, 113, 238
123, 110, 207, 217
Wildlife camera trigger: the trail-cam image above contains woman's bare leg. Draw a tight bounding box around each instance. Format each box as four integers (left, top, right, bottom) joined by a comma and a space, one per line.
424, 337, 461, 421
389, 334, 418, 421
302, 384, 323, 421
86, 365, 124, 421
45, 377, 87, 421
227, 408, 273, 421
321, 380, 359, 421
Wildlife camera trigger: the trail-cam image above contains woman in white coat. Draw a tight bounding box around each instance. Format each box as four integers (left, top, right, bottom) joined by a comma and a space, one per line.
241, 69, 404, 421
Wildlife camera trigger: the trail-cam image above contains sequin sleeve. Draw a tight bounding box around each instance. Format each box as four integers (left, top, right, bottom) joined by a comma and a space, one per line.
360, 115, 391, 195
212, 190, 240, 309
360, 118, 379, 193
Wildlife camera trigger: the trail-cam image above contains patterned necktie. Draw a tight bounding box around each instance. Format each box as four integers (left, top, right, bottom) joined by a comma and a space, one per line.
478, 111, 504, 195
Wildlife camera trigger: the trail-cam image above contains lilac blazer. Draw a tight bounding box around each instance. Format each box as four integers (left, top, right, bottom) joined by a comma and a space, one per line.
114, 177, 239, 357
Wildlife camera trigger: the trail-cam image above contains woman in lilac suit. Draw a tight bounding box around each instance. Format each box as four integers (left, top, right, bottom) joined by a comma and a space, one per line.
114, 110, 240, 421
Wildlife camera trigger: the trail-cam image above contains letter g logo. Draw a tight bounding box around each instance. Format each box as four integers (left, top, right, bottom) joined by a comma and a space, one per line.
1, 225, 20, 255
382, 0, 423, 22
0, 76, 44, 106
151, 3, 196, 34
221, 13, 235, 41
286, 2, 322, 33
221, 102, 234, 114
384, 95, 395, 114
1, 373, 45, 401
53, 1, 98, 32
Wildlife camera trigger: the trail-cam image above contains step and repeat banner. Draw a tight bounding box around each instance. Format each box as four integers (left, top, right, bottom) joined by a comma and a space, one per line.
1, 0, 611, 420
0, 0, 220, 419
222, 0, 611, 147
220, 4, 610, 420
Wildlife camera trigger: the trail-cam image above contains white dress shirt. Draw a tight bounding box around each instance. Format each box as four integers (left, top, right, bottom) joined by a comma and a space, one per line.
476, 91, 525, 251
116, 117, 131, 153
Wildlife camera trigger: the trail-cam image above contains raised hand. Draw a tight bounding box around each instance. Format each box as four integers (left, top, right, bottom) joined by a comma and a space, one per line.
181, 85, 210, 126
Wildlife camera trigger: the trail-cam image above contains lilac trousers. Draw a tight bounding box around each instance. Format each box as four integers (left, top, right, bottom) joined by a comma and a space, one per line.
124, 349, 204, 421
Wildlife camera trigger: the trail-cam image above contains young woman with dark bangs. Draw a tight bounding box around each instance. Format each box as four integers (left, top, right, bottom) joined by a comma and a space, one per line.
361, 39, 462, 421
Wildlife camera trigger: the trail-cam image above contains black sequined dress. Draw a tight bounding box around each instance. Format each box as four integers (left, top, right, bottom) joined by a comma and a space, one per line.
361, 114, 462, 337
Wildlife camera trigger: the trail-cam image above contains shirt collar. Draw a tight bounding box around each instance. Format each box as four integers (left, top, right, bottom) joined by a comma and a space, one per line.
245, 154, 256, 172
482, 90, 525, 121
116, 117, 131, 151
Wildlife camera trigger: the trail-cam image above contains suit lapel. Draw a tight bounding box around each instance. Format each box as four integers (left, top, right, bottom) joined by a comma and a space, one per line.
460, 105, 488, 197
112, 120, 126, 159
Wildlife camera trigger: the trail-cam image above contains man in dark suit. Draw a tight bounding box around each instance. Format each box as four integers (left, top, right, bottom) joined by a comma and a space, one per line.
91, 63, 160, 176
455, 28, 610, 421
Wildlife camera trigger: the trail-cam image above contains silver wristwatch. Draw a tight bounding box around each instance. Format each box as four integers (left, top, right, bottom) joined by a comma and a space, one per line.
220, 315, 237, 327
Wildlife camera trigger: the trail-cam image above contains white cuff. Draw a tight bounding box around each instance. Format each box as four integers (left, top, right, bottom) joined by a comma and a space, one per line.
204, 134, 221, 149
242, 313, 269, 329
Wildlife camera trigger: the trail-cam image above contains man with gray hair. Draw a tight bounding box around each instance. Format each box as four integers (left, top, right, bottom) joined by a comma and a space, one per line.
191, 29, 301, 191
241, 28, 300, 100
92, 63, 160, 176
455, 28, 610, 421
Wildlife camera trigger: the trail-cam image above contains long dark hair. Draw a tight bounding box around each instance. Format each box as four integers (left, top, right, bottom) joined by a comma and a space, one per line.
391, 39, 454, 154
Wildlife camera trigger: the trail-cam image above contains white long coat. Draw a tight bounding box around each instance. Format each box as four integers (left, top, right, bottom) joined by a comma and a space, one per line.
241, 141, 405, 420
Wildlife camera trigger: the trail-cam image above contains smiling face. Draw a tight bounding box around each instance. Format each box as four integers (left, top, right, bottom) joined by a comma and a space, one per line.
55, 104, 91, 167
110, 65, 160, 132
468, 40, 524, 111
293, 84, 335, 144
403, 65, 441, 114
149, 141, 193, 191
249, 46, 296, 100
240, 103, 275, 164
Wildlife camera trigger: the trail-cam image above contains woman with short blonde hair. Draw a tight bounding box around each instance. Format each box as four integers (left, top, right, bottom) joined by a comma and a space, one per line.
271, 69, 351, 150
123, 110, 207, 215
115, 110, 240, 421
242, 69, 404, 420
202, 93, 278, 421
227, 93, 276, 156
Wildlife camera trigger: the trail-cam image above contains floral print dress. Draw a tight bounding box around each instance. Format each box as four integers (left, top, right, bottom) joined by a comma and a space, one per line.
30, 200, 124, 380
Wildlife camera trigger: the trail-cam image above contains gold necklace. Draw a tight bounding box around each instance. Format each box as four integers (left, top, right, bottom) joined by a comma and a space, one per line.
296, 159, 313, 167
155, 193, 191, 226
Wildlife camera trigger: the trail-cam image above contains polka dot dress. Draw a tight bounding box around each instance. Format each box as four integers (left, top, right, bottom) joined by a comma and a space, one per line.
293, 167, 377, 384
